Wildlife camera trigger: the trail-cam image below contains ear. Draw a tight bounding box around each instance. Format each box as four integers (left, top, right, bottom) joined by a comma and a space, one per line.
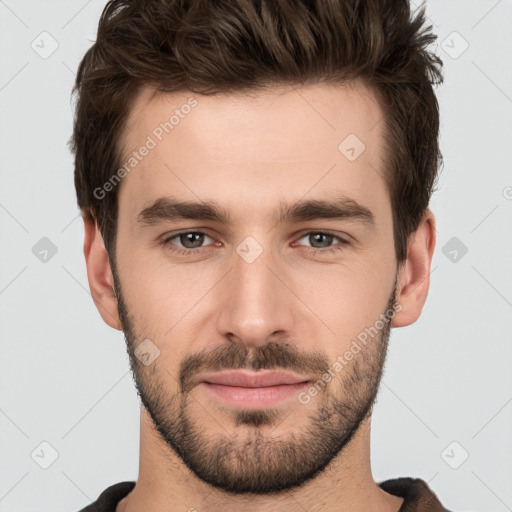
83, 213, 122, 331
391, 209, 436, 327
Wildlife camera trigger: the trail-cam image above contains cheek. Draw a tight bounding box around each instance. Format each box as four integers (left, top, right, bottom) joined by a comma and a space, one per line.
117, 247, 220, 337
296, 260, 393, 350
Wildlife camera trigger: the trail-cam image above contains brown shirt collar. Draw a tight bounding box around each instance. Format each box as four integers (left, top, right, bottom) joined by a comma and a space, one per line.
379, 477, 451, 511
79, 477, 451, 511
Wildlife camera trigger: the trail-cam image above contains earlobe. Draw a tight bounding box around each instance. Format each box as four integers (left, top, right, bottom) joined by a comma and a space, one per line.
82, 213, 123, 331
391, 209, 436, 328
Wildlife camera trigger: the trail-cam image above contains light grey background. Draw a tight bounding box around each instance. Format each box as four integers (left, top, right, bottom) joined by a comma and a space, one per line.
0, 1, 511, 511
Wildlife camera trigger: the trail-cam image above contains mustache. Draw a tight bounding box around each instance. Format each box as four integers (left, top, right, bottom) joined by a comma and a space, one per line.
180, 341, 330, 394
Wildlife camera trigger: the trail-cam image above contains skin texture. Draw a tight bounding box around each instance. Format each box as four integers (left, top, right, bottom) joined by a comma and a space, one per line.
83, 81, 436, 512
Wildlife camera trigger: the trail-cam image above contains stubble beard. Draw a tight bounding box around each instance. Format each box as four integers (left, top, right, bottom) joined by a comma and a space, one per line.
112, 261, 396, 495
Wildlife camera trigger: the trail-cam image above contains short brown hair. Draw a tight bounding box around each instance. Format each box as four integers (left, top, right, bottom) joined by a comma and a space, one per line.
69, 0, 443, 265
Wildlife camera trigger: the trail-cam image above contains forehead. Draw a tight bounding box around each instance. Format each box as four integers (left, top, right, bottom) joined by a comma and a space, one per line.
117, 81, 388, 222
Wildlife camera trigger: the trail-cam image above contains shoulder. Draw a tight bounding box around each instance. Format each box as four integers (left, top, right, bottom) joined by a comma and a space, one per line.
379, 477, 452, 511
77, 481, 136, 512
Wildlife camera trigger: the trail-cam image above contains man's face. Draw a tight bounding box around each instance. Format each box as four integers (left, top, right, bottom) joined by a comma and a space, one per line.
111, 82, 399, 494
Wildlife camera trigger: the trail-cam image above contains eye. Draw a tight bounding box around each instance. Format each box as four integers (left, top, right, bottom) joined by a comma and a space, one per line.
294, 231, 350, 254
162, 231, 215, 255
160, 230, 350, 257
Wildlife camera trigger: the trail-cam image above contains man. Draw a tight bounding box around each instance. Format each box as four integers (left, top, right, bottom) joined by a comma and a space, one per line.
70, 0, 450, 510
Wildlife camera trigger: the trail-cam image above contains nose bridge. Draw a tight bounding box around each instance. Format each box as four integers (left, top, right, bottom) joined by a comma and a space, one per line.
215, 235, 293, 346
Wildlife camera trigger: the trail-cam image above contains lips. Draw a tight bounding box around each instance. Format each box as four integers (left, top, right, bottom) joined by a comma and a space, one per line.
196, 370, 311, 388
193, 370, 313, 409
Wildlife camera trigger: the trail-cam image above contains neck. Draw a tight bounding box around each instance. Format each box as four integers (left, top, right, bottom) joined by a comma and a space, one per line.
117, 407, 403, 512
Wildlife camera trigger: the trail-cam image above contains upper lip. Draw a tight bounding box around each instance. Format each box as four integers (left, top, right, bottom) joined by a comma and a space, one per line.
196, 370, 311, 388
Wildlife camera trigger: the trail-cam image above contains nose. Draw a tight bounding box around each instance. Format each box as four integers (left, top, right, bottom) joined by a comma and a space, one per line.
215, 238, 295, 349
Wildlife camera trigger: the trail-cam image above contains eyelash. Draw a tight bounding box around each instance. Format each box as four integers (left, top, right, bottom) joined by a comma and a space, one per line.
161, 230, 350, 256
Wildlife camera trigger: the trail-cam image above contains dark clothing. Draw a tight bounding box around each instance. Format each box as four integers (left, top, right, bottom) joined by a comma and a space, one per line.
78, 477, 451, 511
380, 478, 451, 511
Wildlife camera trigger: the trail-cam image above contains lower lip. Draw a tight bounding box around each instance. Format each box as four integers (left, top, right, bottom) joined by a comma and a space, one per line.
199, 382, 310, 409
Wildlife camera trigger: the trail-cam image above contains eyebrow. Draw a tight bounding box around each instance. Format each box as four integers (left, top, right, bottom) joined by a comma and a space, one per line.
136, 195, 375, 228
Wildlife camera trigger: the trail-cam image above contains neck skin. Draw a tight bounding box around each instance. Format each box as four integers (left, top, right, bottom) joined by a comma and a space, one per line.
116, 408, 404, 512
